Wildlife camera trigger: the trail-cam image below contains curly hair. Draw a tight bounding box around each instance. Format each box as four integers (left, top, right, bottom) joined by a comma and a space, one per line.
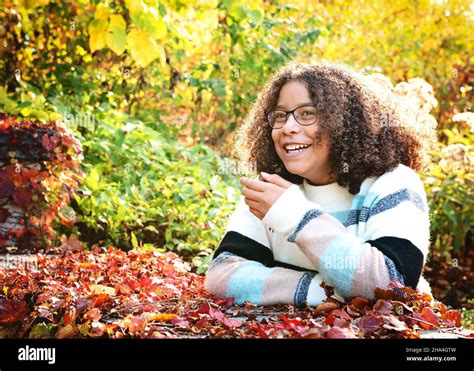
234, 61, 426, 195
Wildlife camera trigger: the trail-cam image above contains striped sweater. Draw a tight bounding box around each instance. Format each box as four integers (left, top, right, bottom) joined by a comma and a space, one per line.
205, 164, 432, 308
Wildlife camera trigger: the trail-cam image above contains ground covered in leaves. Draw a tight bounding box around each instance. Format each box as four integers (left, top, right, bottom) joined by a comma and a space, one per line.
0, 247, 471, 339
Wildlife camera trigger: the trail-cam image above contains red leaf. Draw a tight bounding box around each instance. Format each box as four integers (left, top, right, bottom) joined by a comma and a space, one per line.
196, 302, 211, 314
12, 188, 33, 209
253, 324, 268, 338
195, 317, 210, 329
445, 310, 461, 327
56, 324, 77, 339
125, 316, 145, 335
328, 309, 352, 321
170, 317, 189, 327
315, 302, 339, 314
84, 308, 102, 322
207, 306, 242, 328
214, 297, 235, 308
374, 287, 401, 300
279, 314, 300, 327
324, 314, 336, 326
0, 298, 26, 325
357, 315, 383, 335
63, 306, 77, 325
41, 133, 58, 151
373, 299, 393, 314
223, 317, 242, 328
420, 307, 440, 328
351, 297, 370, 310
58, 234, 85, 253
333, 317, 350, 328
382, 314, 408, 332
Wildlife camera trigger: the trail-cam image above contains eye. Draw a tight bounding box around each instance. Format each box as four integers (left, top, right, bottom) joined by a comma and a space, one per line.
298, 107, 317, 118
274, 111, 287, 119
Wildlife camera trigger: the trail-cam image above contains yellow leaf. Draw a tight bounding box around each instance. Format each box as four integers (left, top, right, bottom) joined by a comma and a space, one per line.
88, 19, 108, 53
17, 0, 49, 9
126, 29, 164, 67
108, 14, 126, 30
55, 324, 76, 339
125, 0, 141, 13
147, 14, 167, 40
90, 284, 116, 296
94, 3, 111, 20
146, 313, 178, 323
126, 0, 166, 40
84, 168, 100, 190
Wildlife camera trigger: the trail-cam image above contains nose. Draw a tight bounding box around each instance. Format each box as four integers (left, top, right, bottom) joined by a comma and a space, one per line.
282, 112, 301, 133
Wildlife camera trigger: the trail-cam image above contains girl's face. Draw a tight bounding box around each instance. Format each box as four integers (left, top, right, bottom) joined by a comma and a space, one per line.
271, 80, 333, 185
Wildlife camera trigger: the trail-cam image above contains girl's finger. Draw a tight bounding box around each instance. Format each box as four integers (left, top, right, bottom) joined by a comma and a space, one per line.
244, 198, 260, 209
260, 172, 292, 188
242, 186, 264, 201
239, 177, 268, 192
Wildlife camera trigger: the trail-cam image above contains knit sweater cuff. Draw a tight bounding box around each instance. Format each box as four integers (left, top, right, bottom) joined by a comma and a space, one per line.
262, 184, 321, 236
306, 275, 327, 306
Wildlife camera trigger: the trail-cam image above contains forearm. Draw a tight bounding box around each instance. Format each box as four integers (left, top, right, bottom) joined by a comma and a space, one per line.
204, 252, 326, 307
289, 214, 392, 298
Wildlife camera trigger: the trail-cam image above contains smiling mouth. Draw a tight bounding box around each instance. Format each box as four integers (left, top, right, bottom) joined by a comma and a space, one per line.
284, 144, 312, 154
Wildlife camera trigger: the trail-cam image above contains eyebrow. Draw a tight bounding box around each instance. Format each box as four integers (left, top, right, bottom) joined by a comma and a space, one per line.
275, 102, 315, 110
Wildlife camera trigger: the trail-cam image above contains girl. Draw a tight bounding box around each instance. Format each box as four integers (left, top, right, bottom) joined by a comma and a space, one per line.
205, 62, 432, 308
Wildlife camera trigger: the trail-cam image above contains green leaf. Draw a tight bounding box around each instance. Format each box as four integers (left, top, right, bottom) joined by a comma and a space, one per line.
131, 231, 139, 249
0, 86, 17, 112
29, 323, 54, 339
106, 15, 127, 55
247, 7, 264, 24
84, 168, 100, 191
127, 1, 167, 39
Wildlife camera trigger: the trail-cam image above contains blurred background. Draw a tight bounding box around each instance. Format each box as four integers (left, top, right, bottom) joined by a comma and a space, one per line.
0, 0, 472, 317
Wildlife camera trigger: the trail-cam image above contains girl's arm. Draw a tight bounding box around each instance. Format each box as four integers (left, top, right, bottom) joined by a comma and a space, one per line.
261, 167, 429, 300
204, 197, 326, 307
204, 250, 326, 307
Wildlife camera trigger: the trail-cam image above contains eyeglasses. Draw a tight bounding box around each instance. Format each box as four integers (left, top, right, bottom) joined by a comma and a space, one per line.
267, 104, 318, 129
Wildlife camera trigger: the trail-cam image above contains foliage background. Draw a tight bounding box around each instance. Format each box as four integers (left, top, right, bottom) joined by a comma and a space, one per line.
0, 0, 472, 312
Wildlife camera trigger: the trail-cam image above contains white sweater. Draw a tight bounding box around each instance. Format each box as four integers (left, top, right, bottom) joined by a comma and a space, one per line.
205, 164, 432, 307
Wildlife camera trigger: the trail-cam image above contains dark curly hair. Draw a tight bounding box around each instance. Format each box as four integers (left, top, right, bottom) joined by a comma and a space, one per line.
234, 61, 425, 195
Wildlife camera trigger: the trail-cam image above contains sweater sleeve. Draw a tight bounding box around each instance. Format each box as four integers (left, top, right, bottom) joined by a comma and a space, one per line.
262, 168, 429, 300
204, 197, 327, 307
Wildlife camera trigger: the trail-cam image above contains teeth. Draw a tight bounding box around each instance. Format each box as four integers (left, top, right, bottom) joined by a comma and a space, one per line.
285, 144, 311, 153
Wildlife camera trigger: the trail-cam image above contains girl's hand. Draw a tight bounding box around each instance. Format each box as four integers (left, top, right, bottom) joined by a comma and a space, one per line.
239, 172, 293, 220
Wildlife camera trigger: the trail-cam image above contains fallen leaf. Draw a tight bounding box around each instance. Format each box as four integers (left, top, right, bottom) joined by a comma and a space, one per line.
90, 284, 116, 296
0, 298, 26, 325
315, 302, 339, 314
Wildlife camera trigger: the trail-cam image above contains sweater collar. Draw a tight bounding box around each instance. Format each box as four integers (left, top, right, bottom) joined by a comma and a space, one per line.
302, 178, 354, 211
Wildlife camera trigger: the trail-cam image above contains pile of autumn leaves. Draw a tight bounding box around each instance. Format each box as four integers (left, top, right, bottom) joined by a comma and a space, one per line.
0, 247, 465, 339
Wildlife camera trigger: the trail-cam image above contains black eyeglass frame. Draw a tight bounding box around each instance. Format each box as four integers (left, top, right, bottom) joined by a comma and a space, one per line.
266, 104, 319, 129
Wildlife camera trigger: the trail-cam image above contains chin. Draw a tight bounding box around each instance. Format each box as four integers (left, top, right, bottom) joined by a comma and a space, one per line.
284, 164, 307, 177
